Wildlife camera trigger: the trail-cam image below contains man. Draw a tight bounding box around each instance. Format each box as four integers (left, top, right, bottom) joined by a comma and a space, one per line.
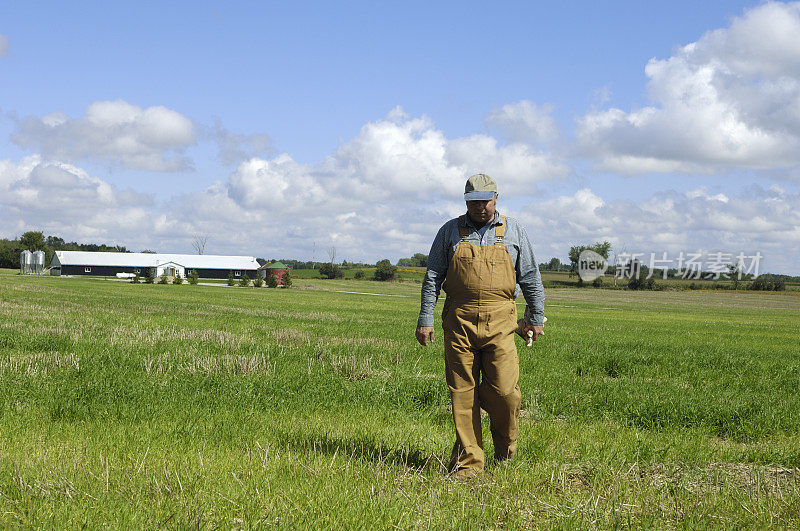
415, 173, 545, 479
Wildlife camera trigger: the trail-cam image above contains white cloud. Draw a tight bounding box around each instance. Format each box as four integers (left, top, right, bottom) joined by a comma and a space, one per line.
11, 100, 196, 171
0, 156, 154, 244
327, 109, 570, 201
685, 187, 729, 203
157, 108, 571, 261
485, 100, 558, 145
208, 118, 272, 166
577, 1, 800, 175
512, 185, 800, 274
221, 108, 569, 217
0, 34, 8, 57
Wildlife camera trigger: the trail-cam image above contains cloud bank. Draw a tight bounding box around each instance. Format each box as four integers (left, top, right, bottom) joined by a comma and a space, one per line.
0, 107, 569, 261
514, 186, 800, 274
4, 151, 796, 272
0, 155, 154, 244
11, 100, 196, 171
577, 1, 800, 175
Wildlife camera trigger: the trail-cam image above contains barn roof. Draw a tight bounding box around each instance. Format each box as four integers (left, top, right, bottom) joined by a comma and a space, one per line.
51, 251, 259, 270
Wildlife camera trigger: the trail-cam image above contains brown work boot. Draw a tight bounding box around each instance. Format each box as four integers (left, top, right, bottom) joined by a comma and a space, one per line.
493, 440, 517, 462
494, 450, 513, 462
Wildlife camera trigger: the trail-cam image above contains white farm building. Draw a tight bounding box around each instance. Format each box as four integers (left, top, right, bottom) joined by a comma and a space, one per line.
49, 251, 260, 279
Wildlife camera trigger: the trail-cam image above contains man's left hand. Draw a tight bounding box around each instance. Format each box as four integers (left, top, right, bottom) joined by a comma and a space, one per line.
519, 324, 544, 342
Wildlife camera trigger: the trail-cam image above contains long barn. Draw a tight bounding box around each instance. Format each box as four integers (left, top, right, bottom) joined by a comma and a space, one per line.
49, 251, 260, 279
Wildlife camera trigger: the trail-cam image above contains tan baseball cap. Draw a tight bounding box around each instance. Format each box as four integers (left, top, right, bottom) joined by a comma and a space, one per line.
464, 173, 497, 201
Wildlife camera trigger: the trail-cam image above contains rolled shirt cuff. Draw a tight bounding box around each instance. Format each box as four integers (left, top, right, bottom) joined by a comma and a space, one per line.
417, 315, 434, 328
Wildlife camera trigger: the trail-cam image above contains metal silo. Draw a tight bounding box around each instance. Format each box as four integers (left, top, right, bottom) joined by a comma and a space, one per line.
20, 250, 32, 275
33, 250, 45, 275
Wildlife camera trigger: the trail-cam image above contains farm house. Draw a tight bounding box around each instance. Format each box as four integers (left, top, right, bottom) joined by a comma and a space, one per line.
258, 261, 290, 285
49, 251, 260, 279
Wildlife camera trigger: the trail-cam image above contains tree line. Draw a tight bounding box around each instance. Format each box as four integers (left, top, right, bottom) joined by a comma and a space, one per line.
6, 232, 795, 288
0, 231, 129, 269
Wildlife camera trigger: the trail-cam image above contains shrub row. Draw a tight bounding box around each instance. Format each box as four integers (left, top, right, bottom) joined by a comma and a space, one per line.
129, 269, 290, 288
319, 260, 397, 281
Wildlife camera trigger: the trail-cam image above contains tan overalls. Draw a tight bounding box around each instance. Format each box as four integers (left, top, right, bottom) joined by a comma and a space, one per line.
442, 215, 521, 475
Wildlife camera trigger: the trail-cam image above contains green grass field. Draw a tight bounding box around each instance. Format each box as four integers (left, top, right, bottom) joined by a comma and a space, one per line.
1, 270, 799, 527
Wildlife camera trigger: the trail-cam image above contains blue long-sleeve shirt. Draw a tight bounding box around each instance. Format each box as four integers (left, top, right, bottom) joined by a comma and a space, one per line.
417, 212, 545, 327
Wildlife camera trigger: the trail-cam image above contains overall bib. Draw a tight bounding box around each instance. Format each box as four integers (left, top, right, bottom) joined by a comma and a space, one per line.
442, 215, 521, 474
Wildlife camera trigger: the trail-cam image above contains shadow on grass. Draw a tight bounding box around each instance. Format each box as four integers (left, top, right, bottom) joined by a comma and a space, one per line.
277, 430, 448, 473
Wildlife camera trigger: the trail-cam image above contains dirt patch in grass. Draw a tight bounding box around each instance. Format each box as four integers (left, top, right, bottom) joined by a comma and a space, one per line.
645, 462, 800, 493
271, 328, 312, 344
0, 351, 81, 375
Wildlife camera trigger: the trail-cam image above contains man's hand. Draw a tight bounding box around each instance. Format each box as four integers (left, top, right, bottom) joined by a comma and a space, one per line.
416, 326, 435, 346
517, 323, 544, 343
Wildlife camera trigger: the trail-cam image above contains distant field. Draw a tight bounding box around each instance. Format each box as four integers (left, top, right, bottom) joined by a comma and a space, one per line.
291, 267, 425, 281
291, 267, 800, 291
1, 269, 799, 526
540, 270, 800, 290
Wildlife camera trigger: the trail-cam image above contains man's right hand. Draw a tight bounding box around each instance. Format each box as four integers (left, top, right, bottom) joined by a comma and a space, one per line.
416, 326, 435, 346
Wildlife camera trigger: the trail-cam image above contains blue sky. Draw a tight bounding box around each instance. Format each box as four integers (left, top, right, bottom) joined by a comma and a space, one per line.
2, 1, 799, 274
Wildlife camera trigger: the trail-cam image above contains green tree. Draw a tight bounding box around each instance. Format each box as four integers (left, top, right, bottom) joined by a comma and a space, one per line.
253, 275, 264, 287
131, 273, 141, 284
266, 272, 278, 288
627, 261, 655, 290
0, 239, 24, 268
593, 241, 612, 259
238, 272, 250, 287
374, 259, 397, 281
172, 272, 183, 285
144, 268, 154, 284
569, 241, 612, 274
282, 270, 292, 288
158, 272, 169, 284
319, 262, 344, 279
20, 231, 47, 251
568, 246, 583, 275
397, 253, 428, 267
728, 263, 742, 290
227, 271, 236, 286
354, 269, 365, 280
188, 269, 199, 285
750, 275, 785, 291
45, 236, 66, 248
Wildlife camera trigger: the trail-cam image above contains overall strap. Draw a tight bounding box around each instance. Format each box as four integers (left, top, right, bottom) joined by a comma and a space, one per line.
458, 215, 470, 239
494, 215, 506, 240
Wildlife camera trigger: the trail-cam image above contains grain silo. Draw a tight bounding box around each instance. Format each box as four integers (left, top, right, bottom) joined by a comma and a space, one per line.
33, 250, 45, 275
20, 250, 32, 275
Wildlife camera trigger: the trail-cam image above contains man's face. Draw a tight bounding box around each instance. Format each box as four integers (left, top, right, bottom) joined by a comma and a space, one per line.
466, 194, 498, 224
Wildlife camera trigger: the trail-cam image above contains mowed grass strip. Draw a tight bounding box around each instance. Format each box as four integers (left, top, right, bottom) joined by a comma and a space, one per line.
0, 271, 798, 527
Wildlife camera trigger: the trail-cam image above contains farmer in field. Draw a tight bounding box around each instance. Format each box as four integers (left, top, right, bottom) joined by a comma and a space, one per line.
415, 173, 545, 479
